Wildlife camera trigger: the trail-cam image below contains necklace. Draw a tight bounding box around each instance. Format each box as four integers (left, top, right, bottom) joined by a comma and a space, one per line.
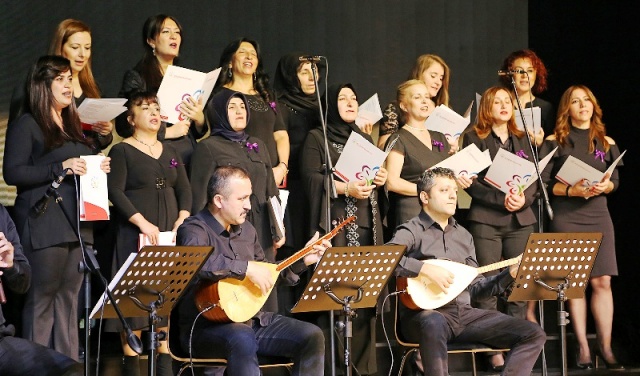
133, 135, 159, 157
405, 124, 427, 132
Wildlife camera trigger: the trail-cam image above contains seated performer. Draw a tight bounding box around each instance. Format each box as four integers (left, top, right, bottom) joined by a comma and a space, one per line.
175, 166, 326, 376
0, 204, 82, 376
389, 167, 546, 376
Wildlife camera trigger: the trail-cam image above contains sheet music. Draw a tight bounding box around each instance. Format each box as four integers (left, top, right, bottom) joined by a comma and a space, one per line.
483, 147, 557, 195
355, 93, 383, 129
555, 150, 626, 186
90, 252, 137, 318
79, 155, 109, 221
431, 144, 492, 178
138, 231, 176, 251
424, 103, 471, 146
77, 98, 127, 124
156, 66, 221, 124
333, 132, 388, 183
514, 107, 542, 134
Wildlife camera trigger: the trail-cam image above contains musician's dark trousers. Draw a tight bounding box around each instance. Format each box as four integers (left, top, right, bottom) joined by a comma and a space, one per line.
182, 314, 324, 376
400, 303, 546, 376
0, 335, 82, 375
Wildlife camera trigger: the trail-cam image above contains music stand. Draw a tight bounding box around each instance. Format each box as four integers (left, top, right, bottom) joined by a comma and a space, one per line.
90, 245, 214, 376
508, 232, 602, 376
291, 245, 406, 376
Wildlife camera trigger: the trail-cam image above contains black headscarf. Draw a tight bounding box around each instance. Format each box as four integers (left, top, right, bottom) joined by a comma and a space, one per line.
208, 89, 250, 143
273, 52, 319, 116
323, 83, 372, 145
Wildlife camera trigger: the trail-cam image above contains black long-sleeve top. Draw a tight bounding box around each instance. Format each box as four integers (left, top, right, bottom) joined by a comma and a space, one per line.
3, 114, 95, 249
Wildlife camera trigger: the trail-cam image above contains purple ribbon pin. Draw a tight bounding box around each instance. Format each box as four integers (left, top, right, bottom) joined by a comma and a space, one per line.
246, 142, 259, 152
269, 101, 277, 113
594, 149, 605, 162
516, 149, 528, 159
432, 140, 444, 151
169, 158, 183, 168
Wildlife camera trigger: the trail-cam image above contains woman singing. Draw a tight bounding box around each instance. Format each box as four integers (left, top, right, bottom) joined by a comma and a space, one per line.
499, 49, 554, 138
108, 91, 191, 376
378, 54, 451, 149
214, 38, 289, 186
541, 85, 623, 370
10, 19, 113, 151
3, 55, 110, 360
116, 14, 206, 169
462, 86, 539, 370
301, 83, 387, 375
385, 80, 450, 230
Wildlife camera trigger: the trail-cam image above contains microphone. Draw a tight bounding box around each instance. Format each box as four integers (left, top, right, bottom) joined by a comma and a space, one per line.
497, 69, 526, 76
31, 169, 69, 217
299, 55, 324, 62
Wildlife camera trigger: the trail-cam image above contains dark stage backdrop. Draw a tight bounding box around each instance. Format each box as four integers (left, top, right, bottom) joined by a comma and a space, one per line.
0, 0, 527, 115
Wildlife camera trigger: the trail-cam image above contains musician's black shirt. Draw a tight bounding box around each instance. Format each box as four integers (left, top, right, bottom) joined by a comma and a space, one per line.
388, 210, 513, 307
176, 208, 305, 329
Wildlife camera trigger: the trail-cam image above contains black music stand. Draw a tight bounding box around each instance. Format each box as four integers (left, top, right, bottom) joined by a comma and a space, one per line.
291, 245, 406, 376
90, 245, 213, 376
509, 232, 602, 376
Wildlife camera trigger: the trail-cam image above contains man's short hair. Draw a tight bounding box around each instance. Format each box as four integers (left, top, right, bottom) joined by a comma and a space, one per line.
206, 166, 250, 203
416, 167, 456, 203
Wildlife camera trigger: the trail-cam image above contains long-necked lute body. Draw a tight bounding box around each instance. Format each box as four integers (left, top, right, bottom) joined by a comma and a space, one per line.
397, 256, 519, 310
195, 216, 355, 322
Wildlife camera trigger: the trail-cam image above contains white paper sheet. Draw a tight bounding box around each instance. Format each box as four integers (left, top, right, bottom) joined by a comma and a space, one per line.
355, 93, 383, 129
333, 132, 387, 184
483, 147, 557, 195
138, 231, 176, 251
431, 144, 492, 178
555, 150, 626, 187
156, 66, 221, 124
79, 155, 109, 221
425, 103, 472, 146
514, 107, 542, 134
77, 98, 127, 125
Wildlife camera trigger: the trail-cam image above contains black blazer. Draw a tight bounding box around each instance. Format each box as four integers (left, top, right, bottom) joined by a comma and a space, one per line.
462, 130, 538, 227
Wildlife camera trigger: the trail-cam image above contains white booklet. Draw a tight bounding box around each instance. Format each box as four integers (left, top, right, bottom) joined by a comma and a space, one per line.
355, 93, 383, 129
431, 144, 492, 178
90, 252, 137, 319
268, 196, 285, 241
484, 147, 557, 195
514, 107, 542, 134
77, 98, 127, 128
79, 155, 109, 221
138, 231, 176, 251
555, 150, 626, 186
425, 102, 473, 146
156, 65, 221, 124
334, 132, 387, 184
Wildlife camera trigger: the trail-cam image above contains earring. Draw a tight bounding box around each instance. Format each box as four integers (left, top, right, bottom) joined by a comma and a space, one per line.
253, 72, 257, 81
152, 47, 156, 56
227, 69, 232, 78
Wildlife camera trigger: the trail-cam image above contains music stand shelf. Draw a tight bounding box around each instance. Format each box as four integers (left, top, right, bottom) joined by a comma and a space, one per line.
509, 232, 602, 376
91, 245, 213, 376
292, 245, 406, 376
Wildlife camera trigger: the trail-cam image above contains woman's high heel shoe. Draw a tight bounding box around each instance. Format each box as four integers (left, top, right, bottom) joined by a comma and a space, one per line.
575, 348, 593, 370
595, 349, 624, 370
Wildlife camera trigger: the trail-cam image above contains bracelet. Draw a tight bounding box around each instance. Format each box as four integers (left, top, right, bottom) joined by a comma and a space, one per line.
565, 185, 571, 197
345, 182, 350, 198
278, 161, 289, 173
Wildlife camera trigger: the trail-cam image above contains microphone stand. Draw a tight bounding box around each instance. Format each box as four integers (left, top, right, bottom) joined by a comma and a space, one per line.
49, 174, 143, 376
508, 74, 550, 376
311, 58, 338, 376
